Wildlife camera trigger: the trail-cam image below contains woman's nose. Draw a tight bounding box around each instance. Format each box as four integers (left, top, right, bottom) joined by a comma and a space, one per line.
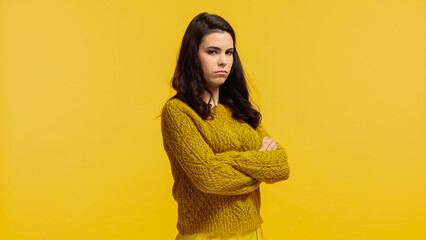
218, 54, 227, 66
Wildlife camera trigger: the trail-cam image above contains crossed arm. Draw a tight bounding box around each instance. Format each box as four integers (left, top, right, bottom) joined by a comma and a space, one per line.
161, 102, 289, 195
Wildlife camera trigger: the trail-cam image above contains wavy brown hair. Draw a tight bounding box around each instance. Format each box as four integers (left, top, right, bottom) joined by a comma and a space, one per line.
169, 12, 261, 129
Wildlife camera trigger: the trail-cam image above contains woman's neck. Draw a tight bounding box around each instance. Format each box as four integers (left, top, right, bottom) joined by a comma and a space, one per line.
202, 87, 219, 106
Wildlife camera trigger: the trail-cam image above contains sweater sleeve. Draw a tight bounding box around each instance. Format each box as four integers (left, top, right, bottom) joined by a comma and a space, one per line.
161, 102, 261, 195
215, 123, 290, 184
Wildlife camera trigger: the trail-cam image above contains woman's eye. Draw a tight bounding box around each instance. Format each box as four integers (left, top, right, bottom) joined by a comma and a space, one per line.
207, 50, 217, 54
226, 51, 234, 55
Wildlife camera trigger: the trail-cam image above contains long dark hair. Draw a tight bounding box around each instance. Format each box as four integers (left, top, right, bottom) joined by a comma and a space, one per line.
169, 12, 261, 129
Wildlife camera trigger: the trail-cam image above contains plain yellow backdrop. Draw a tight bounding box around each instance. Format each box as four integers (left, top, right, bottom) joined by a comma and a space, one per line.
2, 0, 426, 239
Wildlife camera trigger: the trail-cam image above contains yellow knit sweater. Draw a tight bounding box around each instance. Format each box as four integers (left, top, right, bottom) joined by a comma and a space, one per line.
161, 98, 290, 235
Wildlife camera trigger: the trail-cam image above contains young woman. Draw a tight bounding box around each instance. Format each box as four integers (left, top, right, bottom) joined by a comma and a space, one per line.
161, 12, 290, 240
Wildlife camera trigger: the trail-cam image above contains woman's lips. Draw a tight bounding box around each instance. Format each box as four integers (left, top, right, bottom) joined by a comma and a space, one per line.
214, 71, 228, 75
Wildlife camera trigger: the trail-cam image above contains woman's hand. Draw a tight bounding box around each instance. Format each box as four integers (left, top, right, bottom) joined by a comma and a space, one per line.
259, 136, 278, 151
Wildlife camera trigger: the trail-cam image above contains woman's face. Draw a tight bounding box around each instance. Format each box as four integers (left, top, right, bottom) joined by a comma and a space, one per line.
198, 31, 234, 90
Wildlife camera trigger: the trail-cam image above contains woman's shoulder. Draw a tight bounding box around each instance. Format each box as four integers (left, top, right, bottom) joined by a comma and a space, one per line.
161, 98, 193, 118
162, 97, 187, 110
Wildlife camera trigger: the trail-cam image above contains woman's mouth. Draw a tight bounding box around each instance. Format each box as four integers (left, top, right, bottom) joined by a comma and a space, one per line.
214, 71, 228, 75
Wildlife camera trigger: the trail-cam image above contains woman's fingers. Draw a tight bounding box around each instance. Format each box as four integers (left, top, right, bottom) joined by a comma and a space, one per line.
266, 138, 276, 151
259, 137, 269, 151
259, 136, 277, 151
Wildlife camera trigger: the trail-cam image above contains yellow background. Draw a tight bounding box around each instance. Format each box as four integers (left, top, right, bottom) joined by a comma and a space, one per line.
1, 0, 426, 239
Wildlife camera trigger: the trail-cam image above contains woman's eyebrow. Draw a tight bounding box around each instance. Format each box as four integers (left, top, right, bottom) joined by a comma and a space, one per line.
206, 46, 221, 50
206, 46, 234, 51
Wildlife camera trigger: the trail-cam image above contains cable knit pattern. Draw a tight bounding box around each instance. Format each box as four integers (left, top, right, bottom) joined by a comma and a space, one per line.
161, 98, 290, 235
